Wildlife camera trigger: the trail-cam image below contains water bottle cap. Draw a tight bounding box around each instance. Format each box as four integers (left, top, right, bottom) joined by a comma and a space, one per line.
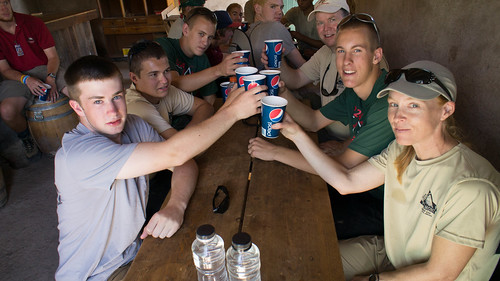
196, 224, 215, 240
231, 232, 252, 251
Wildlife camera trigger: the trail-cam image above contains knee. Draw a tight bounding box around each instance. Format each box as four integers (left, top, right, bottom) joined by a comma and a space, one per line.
0, 98, 26, 121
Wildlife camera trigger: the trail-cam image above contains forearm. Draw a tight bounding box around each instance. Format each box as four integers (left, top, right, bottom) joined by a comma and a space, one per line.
280, 88, 320, 131
186, 103, 215, 128
279, 60, 310, 90
166, 159, 198, 213
286, 49, 306, 69
272, 146, 318, 175
171, 66, 221, 92
46, 56, 60, 76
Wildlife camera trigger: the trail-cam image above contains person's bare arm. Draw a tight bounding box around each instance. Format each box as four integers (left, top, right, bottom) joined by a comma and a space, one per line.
290, 31, 324, 49
185, 97, 214, 127
141, 159, 198, 239
278, 85, 332, 132
284, 48, 306, 69
170, 53, 245, 93
116, 85, 267, 179
43, 46, 61, 102
275, 114, 384, 194
0, 59, 45, 97
260, 47, 312, 90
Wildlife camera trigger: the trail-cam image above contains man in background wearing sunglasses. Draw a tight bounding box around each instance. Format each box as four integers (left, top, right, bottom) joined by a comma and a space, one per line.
156, 7, 247, 105
249, 8, 394, 240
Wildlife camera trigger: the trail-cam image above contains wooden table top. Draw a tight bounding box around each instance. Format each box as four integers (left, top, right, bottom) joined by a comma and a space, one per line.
124, 101, 343, 280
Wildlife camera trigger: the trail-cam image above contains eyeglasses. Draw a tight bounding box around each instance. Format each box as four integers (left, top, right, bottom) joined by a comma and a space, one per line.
337, 13, 381, 46
184, 7, 217, 25
321, 62, 339, 97
385, 68, 453, 101
212, 185, 230, 214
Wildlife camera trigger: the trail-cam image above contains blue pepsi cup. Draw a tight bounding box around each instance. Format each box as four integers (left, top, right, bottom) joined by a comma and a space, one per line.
39, 83, 51, 101
265, 39, 283, 69
243, 74, 266, 94
235, 66, 258, 88
240, 22, 249, 32
220, 82, 231, 102
261, 96, 287, 138
232, 50, 250, 65
259, 70, 280, 96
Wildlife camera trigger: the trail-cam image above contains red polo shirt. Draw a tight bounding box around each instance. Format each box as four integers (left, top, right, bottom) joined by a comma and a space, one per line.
0, 12, 55, 71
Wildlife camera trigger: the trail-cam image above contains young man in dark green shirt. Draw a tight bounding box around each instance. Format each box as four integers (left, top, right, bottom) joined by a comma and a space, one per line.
248, 14, 394, 239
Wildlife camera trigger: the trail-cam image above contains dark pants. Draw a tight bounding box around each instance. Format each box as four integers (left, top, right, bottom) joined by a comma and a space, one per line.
145, 169, 173, 224
328, 185, 384, 240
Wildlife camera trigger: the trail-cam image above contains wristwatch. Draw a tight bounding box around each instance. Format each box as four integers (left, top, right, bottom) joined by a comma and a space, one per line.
369, 273, 379, 281
47, 72, 56, 79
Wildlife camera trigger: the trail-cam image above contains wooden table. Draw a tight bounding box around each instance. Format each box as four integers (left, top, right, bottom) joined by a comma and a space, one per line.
124, 102, 344, 280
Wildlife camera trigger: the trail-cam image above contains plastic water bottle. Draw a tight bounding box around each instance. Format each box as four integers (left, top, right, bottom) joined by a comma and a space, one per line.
226, 232, 261, 281
192, 224, 229, 281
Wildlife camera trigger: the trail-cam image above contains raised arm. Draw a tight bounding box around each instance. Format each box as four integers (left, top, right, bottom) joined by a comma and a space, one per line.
276, 114, 384, 194
117, 85, 267, 179
170, 52, 245, 93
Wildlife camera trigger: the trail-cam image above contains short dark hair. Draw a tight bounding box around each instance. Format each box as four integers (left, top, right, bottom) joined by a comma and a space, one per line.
64, 55, 122, 101
185, 7, 217, 27
226, 3, 242, 13
336, 16, 381, 51
128, 40, 167, 76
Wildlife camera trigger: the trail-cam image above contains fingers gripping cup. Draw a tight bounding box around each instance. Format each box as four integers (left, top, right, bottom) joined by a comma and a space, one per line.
235, 66, 258, 88
265, 39, 283, 69
39, 83, 51, 102
232, 50, 251, 65
261, 96, 287, 138
259, 70, 280, 96
243, 74, 266, 94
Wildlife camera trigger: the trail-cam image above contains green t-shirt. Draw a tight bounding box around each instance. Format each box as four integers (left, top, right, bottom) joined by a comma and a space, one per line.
155, 37, 217, 97
319, 69, 394, 158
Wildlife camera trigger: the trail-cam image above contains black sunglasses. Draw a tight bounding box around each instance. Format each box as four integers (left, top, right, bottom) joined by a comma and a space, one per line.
338, 13, 381, 46
212, 185, 230, 214
385, 68, 453, 101
321, 62, 339, 97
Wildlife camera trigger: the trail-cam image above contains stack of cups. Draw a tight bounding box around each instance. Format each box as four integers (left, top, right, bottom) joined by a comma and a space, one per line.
243, 74, 266, 94
235, 66, 258, 88
259, 70, 280, 96
261, 96, 287, 138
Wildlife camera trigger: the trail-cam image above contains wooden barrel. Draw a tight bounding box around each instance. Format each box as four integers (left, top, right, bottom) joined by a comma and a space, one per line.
26, 96, 79, 155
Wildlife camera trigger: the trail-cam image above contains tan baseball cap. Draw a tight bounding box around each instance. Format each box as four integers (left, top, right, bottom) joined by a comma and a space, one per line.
377, 61, 457, 102
307, 0, 350, 22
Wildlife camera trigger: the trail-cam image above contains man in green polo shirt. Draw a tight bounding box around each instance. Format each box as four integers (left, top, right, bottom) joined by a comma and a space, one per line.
248, 13, 394, 239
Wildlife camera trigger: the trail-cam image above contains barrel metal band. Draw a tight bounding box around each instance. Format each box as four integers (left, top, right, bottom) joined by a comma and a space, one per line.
28, 109, 74, 122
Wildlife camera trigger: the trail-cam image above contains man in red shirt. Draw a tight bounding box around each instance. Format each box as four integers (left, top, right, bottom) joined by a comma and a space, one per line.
0, 0, 67, 158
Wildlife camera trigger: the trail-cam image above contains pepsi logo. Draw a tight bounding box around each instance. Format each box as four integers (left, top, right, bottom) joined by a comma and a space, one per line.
270, 75, 280, 88
275, 43, 283, 54
248, 82, 259, 90
269, 108, 284, 122
225, 88, 231, 96
239, 76, 244, 86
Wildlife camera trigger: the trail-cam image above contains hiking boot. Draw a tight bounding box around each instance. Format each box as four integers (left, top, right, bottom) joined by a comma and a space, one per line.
21, 134, 40, 159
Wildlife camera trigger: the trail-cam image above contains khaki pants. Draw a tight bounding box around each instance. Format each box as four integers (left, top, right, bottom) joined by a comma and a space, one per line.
107, 262, 132, 281
339, 235, 395, 280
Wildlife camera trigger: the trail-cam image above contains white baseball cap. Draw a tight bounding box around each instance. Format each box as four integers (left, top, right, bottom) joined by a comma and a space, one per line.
307, 0, 350, 22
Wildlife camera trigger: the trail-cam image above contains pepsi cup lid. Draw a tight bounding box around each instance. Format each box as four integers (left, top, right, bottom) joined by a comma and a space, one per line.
260, 70, 281, 75
243, 74, 266, 82
262, 96, 287, 107
265, 39, 283, 43
232, 50, 250, 54
235, 66, 258, 75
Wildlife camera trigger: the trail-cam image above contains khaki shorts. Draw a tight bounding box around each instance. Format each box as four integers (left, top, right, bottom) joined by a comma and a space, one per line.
339, 235, 395, 280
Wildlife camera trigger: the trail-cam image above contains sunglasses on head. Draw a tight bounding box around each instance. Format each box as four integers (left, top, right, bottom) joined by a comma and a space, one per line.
385, 68, 453, 101
338, 13, 381, 46
212, 185, 230, 214
321, 62, 339, 97
185, 7, 217, 25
